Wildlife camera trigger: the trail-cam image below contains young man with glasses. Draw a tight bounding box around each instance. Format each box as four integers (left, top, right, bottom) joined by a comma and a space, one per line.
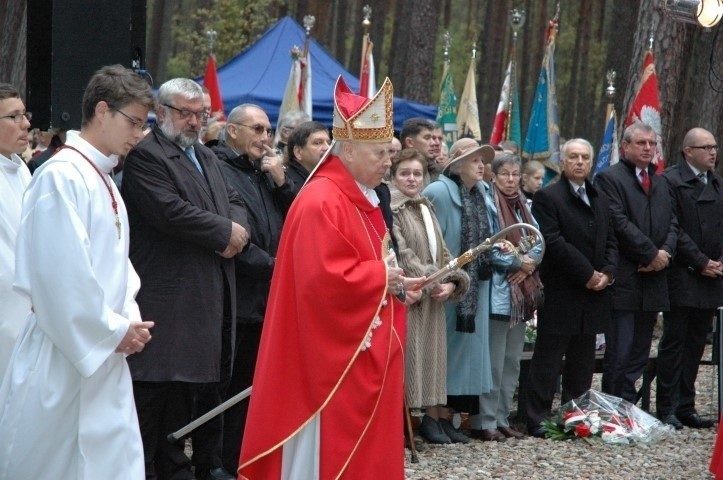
210, 103, 296, 474
0, 65, 155, 479
0, 83, 32, 380
122, 78, 250, 480
595, 122, 679, 405
656, 127, 722, 430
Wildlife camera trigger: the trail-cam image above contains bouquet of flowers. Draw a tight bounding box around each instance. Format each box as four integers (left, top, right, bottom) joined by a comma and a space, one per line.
541, 389, 674, 444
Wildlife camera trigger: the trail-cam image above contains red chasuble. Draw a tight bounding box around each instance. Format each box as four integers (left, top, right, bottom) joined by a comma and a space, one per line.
238, 155, 406, 480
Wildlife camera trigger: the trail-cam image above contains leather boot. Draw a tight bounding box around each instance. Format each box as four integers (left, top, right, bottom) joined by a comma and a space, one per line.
419, 415, 451, 444
439, 418, 470, 444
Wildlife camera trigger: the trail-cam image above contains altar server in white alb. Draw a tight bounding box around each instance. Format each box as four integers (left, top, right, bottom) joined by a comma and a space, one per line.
0, 65, 155, 479
0, 83, 32, 379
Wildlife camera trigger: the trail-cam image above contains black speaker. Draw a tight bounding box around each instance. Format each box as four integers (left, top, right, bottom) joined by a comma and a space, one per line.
26, 0, 146, 131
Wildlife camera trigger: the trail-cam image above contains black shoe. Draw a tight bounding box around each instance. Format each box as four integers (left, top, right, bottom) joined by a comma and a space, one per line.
528, 425, 547, 439
196, 467, 236, 480
679, 413, 714, 429
418, 415, 452, 444
439, 418, 470, 444
658, 413, 683, 430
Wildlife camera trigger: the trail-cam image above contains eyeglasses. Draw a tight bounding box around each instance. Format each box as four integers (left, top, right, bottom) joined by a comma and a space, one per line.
112, 108, 145, 131
162, 104, 209, 121
689, 145, 718, 153
496, 171, 521, 178
0, 112, 32, 123
235, 123, 273, 137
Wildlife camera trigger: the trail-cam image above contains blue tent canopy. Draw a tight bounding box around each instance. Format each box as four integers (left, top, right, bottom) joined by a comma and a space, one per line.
202, 16, 437, 131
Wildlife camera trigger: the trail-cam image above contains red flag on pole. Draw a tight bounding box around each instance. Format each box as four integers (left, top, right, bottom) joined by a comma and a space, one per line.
625, 49, 664, 173
359, 34, 376, 98
204, 54, 225, 120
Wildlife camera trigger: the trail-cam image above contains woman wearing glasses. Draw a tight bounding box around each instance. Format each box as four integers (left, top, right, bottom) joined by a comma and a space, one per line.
470, 152, 543, 442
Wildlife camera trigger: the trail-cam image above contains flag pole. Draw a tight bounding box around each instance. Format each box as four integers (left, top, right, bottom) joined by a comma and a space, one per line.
302, 14, 315, 58
604, 69, 616, 124
505, 9, 525, 142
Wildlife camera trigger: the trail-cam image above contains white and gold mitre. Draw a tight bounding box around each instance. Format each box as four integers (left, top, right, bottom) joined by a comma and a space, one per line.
331, 76, 394, 143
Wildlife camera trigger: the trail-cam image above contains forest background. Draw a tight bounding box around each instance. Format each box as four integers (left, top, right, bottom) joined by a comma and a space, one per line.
2, 0, 722, 165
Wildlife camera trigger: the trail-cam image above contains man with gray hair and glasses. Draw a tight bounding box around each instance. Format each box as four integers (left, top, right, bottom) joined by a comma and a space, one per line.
122, 78, 249, 480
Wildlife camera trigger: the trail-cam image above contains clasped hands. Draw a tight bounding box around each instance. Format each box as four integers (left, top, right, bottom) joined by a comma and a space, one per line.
637, 249, 670, 273
585, 271, 612, 291
702, 260, 723, 278
117, 320, 154, 355
218, 222, 250, 258
507, 254, 536, 286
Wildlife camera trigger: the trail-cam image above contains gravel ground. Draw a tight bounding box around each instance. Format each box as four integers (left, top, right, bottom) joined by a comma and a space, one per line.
405, 340, 720, 480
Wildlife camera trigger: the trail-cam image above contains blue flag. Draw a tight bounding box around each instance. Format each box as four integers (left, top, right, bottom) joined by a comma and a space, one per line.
523, 18, 560, 185
594, 109, 618, 178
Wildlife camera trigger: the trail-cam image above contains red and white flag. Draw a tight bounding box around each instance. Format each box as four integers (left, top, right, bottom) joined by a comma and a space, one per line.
359, 34, 376, 98
489, 61, 512, 145
625, 49, 664, 173
203, 54, 225, 120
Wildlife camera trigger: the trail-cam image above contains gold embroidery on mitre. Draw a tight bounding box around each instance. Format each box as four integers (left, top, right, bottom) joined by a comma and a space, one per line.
332, 77, 394, 143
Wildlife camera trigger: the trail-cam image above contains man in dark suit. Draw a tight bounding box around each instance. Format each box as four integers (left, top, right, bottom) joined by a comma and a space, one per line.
210, 103, 296, 474
122, 78, 249, 480
656, 127, 723, 429
526, 138, 618, 437
595, 122, 678, 404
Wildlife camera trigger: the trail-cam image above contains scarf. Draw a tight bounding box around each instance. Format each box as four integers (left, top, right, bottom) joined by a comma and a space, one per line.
452, 174, 492, 333
493, 184, 544, 326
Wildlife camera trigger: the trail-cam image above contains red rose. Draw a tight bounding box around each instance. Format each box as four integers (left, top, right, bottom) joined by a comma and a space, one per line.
575, 423, 592, 438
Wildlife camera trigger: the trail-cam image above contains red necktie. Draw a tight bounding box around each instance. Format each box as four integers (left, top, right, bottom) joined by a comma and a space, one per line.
640, 170, 650, 194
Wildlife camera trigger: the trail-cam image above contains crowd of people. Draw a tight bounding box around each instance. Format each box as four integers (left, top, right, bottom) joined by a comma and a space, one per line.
0, 64, 721, 480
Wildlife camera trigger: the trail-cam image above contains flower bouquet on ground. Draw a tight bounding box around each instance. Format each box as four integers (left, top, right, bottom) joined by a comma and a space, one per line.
541, 389, 674, 444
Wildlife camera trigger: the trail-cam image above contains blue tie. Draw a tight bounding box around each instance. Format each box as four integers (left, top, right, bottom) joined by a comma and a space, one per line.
185, 146, 204, 176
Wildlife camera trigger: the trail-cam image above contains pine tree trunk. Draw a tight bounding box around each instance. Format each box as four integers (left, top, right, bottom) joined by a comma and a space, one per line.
400, 0, 439, 102
477, 0, 508, 141
0, 0, 27, 93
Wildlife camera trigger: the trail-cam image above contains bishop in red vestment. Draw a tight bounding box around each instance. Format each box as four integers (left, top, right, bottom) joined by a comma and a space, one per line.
238, 77, 419, 480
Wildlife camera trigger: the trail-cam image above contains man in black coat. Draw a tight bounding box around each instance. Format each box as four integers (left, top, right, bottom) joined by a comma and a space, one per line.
656, 127, 723, 429
526, 139, 618, 437
595, 122, 679, 404
211, 103, 296, 474
285, 120, 331, 194
122, 78, 249, 480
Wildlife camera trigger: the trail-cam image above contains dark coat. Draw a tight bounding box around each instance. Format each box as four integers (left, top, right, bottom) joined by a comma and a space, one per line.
532, 174, 618, 335
663, 158, 723, 309
122, 126, 248, 383
286, 158, 310, 195
212, 141, 295, 323
595, 158, 678, 312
